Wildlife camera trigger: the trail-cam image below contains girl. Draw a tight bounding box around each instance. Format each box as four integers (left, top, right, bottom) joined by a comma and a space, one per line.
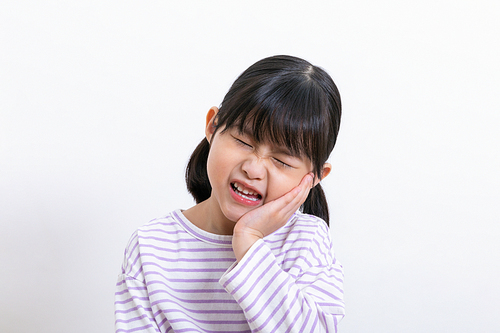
115, 55, 345, 332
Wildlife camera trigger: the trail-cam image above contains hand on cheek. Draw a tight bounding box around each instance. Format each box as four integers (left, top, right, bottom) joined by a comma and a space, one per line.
232, 173, 314, 261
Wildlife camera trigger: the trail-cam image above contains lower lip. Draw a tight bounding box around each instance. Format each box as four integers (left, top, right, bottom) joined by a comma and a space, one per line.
229, 184, 261, 207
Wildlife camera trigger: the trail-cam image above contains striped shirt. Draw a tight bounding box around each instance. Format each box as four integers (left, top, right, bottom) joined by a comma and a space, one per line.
115, 210, 345, 332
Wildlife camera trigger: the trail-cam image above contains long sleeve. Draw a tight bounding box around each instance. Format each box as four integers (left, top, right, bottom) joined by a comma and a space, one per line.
219, 223, 344, 332
114, 232, 161, 333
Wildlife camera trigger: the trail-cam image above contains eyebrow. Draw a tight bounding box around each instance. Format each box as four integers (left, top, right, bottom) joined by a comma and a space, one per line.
271, 145, 296, 157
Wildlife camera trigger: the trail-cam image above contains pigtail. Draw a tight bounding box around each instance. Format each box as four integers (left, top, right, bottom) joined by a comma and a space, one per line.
185, 138, 212, 203
301, 183, 329, 226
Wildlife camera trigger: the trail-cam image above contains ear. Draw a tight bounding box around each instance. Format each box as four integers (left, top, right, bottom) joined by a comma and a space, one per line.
313, 163, 332, 187
205, 106, 219, 142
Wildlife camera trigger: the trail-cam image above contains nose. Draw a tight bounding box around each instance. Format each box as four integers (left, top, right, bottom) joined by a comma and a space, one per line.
241, 155, 266, 180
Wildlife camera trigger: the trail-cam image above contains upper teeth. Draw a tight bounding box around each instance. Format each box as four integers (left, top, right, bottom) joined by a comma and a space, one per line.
235, 183, 258, 196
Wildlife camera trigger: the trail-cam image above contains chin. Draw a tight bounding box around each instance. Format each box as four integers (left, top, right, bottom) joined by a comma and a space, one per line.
222, 206, 255, 223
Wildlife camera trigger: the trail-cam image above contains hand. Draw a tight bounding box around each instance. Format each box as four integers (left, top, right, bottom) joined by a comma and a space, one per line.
232, 173, 314, 261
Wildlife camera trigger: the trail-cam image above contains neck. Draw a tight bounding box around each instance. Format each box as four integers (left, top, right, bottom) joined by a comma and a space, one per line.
182, 197, 235, 235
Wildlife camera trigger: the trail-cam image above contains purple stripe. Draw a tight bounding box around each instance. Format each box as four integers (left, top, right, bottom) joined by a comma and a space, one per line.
272, 246, 310, 254
170, 319, 251, 333
139, 235, 200, 243
142, 252, 235, 263
245, 271, 289, 315
253, 284, 289, 329
141, 243, 233, 253
125, 232, 139, 252
150, 296, 242, 312
269, 288, 301, 333
114, 295, 150, 305
133, 265, 144, 280
125, 240, 140, 275
156, 315, 169, 331
282, 255, 313, 267
297, 277, 344, 294
142, 228, 188, 235
297, 308, 313, 332
115, 304, 153, 315
318, 230, 330, 252
308, 237, 326, 265
290, 221, 319, 228
156, 308, 247, 325
149, 289, 235, 305
115, 286, 146, 296
157, 278, 220, 283
222, 241, 266, 288
234, 259, 275, 302
146, 220, 178, 227
172, 210, 232, 245
311, 312, 319, 331
143, 262, 228, 273
265, 237, 311, 244
151, 296, 236, 305
306, 284, 343, 301
271, 229, 316, 237
146, 279, 226, 294
163, 323, 250, 333
324, 311, 330, 333
127, 252, 141, 276
228, 252, 273, 297
300, 270, 344, 283
317, 302, 345, 309
115, 313, 153, 325
116, 323, 160, 333
312, 238, 327, 265
312, 233, 327, 249
285, 300, 309, 333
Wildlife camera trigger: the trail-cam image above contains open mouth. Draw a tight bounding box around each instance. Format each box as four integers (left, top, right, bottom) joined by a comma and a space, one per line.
231, 182, 262, 202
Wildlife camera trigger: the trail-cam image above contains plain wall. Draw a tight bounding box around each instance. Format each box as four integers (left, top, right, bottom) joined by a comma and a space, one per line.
1, 1, 499, 332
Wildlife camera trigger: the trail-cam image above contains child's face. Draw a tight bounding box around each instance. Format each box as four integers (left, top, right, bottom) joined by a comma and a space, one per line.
205, 108, 326, 224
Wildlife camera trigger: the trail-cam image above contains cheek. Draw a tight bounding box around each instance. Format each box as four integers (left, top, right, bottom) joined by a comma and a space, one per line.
207, 154, 228, 187
206, 145, 239, 190
266, 173, 303, 202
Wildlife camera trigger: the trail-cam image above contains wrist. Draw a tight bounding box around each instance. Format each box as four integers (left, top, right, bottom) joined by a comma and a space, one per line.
232, 231, 261, 262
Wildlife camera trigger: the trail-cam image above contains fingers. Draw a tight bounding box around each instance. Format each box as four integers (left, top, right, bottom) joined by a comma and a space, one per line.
273, 172, 314, 217
235, 172, 315, 238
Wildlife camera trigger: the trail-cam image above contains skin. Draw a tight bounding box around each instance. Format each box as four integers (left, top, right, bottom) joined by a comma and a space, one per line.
183, 107, 331, 261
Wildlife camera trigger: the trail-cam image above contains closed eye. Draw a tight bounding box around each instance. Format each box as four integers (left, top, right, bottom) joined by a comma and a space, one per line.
272, 157, 292, 169
233, 137, 253, 148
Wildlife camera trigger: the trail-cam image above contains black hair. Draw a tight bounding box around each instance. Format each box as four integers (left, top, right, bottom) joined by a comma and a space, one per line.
185, 55, 341, 225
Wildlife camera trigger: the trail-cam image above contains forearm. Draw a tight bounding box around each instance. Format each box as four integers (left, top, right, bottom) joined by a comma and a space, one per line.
221, 239, 344, 332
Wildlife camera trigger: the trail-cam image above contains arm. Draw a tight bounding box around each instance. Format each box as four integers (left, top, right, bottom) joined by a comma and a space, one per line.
114, 232, 161, 333
220, 224, 344, 332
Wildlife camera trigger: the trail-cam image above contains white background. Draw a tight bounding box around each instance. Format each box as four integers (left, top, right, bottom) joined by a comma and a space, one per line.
1, 1, 499, 332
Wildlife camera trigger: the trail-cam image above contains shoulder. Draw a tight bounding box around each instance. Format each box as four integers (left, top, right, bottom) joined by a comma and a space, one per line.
133, 211, 192, 248
264, 212, 334, 276
121, 211, 189, 279
138, 212, 180, 233
271, 211, 331, 248
290, 211, 330, 236
290, 211, 333, 254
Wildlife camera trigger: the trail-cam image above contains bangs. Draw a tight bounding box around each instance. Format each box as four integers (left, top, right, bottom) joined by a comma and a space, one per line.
217, 76, 332, 174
